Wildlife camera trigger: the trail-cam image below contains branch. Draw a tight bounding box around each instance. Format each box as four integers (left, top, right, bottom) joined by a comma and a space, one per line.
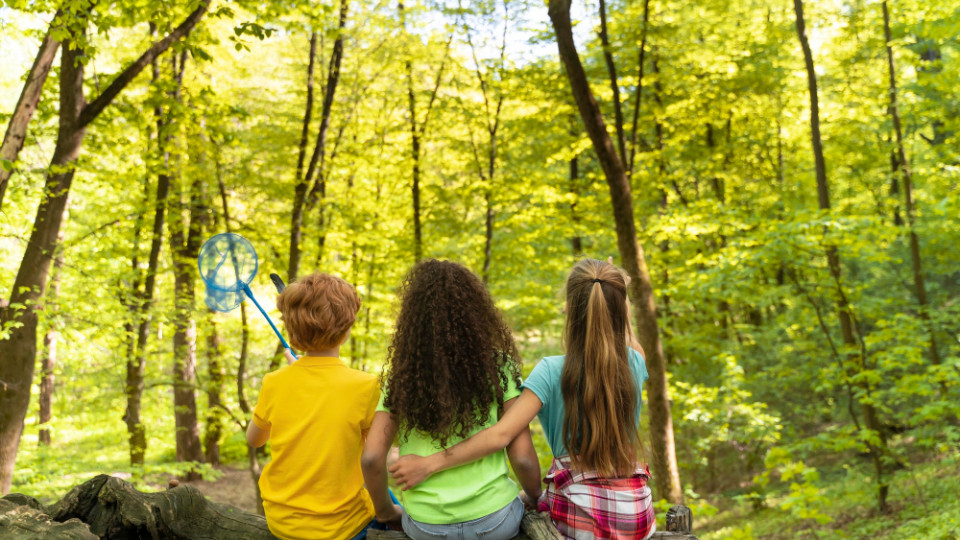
627, 0, 651, 177
418, 31, 455, 136
77, 0, 212, 128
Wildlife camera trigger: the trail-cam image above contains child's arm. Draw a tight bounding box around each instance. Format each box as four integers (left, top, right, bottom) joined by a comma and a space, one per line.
361, 412, 403, 523
246, 421, 270, 448
390, 389, 543, 490
503, 397, 542, 505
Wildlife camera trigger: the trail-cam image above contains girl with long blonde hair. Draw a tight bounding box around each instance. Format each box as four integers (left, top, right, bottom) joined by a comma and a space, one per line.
389, 258, 656, 539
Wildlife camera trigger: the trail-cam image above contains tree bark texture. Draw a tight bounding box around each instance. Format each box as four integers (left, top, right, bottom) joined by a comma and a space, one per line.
794, 0, 889, 511
0, 0, 211, 495
547, 0, 683, 504
0, 496, 95, 540
45, 475, 272, 539
0, 11, 61, 212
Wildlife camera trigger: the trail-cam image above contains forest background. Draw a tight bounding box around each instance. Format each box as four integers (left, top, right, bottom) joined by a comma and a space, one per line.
0, 0, 958, 538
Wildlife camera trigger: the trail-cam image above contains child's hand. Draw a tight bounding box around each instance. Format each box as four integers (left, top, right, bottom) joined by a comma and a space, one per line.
377, 503, 403, 527
283, 349, 298, 365
519, 489, 540, 510
389, 454, 434, 490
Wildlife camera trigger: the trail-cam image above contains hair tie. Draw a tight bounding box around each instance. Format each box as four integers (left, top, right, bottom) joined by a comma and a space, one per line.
592, 279, 602, 284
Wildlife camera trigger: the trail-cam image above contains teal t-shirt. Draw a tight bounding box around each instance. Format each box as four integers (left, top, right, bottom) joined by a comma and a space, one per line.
376, 367, 521, 524
522, 348, 648, 458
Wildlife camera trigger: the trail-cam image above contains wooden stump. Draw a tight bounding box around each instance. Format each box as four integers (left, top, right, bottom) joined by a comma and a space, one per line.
665, 504, 693, 533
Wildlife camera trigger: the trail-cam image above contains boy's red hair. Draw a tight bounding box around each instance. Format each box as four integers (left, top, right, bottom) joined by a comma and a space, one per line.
277, 273, 361, 351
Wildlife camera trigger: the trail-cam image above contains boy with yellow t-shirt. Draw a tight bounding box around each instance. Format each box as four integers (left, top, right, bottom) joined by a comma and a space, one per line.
246, 273, 402, 540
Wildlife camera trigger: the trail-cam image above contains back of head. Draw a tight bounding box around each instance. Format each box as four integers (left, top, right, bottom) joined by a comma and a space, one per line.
562, 258, 638, 476
277, 273, 361, 352
383, 259, 520, 448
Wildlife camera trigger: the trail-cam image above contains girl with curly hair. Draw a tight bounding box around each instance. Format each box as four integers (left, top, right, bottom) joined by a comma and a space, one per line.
361, 259, 542, 540
389, 258, 656, 540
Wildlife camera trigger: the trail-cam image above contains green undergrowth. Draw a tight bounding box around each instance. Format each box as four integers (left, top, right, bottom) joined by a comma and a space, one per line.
698, 453, 960, 539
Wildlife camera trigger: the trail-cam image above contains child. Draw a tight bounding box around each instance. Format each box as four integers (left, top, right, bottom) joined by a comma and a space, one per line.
246, 273, 401, 540
361, 260, 542, 540
389, 258, 656, 539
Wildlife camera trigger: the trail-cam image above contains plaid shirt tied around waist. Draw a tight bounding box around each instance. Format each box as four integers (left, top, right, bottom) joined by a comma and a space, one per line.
537, 456, 656, 540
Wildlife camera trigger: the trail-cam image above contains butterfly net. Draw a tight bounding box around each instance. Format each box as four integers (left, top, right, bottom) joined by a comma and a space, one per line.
198, 233, 259, 312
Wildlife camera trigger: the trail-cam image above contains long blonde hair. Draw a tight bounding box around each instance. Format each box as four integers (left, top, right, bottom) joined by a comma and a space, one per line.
561, 258, 639, 477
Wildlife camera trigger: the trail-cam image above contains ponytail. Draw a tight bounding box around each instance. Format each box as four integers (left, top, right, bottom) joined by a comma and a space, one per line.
561, 259, 639, 477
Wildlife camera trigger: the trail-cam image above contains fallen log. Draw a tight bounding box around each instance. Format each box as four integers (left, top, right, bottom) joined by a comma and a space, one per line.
368, 505, 698, 539
3, 475, 698, 539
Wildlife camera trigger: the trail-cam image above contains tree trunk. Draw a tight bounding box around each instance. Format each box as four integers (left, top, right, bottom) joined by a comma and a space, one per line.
307, 0, 349, 265
216, 169, 263, 514
167, 51, 205, 479
597, 0, 627, 168
287, 32, 318, 283
0, 12, 61, 213
203, 318, 224, 466
569, 153, 583, 255
794, 0, 889, 511
124, 24, 178, 467
406, 52, 423, 263
171, 242, 204, 478
38, 244, 65, 447
627, 0, 651, 180
547, 0, 683, 504
0, 41, 87, 495
882, 1, 941, 366
0, 0, 211, 494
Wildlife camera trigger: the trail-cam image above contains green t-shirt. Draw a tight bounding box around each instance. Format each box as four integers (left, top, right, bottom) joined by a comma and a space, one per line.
376, 368, 521, 524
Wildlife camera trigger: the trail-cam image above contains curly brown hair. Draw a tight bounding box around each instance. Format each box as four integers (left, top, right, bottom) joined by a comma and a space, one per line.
382, 259, 521, 448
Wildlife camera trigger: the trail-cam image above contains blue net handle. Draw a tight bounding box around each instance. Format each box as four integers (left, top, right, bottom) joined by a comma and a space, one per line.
239, 282, 294, 356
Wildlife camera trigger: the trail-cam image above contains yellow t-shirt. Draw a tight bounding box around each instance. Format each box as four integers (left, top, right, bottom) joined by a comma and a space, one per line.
253, 356, 380, 540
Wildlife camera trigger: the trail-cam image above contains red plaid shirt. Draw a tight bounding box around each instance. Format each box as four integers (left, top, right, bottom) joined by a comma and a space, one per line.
538, 457, 656, 540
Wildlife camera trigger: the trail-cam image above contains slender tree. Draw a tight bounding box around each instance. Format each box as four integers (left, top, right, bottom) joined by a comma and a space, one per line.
165, 51, 206, 480
399, 0, 452, 262
881, 1, 941, 366
459, 0, 509, 283
38, 240, 65, 447
287, 32, 318, 283
794, 0, 890, 511
548, 0, 683, 504
0, 10, 61, 212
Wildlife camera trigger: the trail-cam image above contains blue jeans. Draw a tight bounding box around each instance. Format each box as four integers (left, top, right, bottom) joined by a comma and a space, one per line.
401, 498, 524, 540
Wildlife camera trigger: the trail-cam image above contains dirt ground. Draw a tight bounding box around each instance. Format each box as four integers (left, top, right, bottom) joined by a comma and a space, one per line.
184, 466, 260, 514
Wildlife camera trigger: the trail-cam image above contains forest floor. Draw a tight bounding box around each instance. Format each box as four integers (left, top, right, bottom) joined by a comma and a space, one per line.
186, 466, 259, 514
696, 452, 960, 539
